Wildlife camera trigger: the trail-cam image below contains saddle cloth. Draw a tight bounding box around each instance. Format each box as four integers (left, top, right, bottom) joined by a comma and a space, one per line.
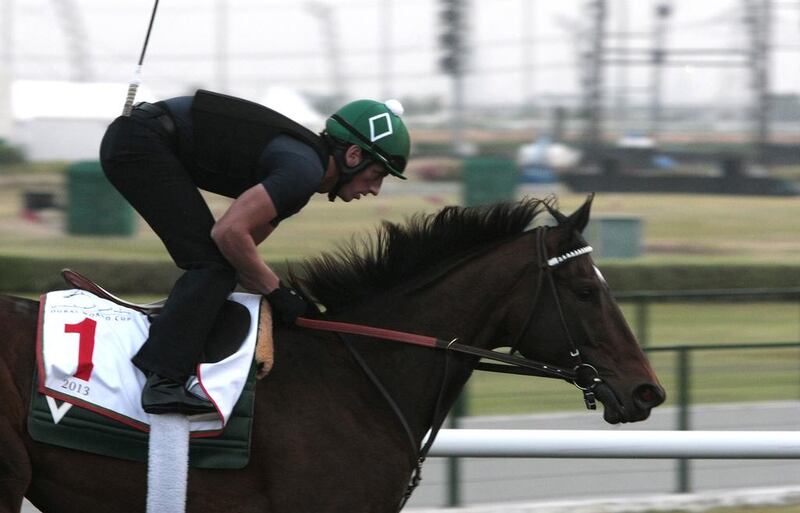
37, 289, 261, 435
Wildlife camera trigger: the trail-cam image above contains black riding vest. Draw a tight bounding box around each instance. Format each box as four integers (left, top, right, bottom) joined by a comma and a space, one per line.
190, 90, 328, 182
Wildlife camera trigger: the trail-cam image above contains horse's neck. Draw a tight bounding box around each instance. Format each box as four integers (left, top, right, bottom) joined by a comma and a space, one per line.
335, 240, 530, 444
397, 241, 528, 346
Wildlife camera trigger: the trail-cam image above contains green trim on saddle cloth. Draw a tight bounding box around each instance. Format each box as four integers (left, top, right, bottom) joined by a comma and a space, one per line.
27, 364, 258, 469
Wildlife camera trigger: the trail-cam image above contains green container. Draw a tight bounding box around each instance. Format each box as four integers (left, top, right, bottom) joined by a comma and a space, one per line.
67, 161, 135, 236
584, 215, 642, 259
462, 156, 518, 207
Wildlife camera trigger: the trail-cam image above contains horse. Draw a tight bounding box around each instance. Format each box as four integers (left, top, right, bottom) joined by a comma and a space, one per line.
0, 195, 664, 513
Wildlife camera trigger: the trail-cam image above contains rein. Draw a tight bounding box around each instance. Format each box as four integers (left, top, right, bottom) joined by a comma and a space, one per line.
295, 317, 582, 382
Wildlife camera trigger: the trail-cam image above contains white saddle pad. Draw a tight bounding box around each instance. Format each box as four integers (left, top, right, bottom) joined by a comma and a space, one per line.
37, 289, 261, 435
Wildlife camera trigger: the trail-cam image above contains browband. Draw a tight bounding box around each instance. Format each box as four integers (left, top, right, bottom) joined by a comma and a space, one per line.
547, 245, 593, 267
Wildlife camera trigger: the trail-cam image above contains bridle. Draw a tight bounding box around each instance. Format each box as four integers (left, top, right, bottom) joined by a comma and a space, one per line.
504, 225, 602, 409
295, 226, 603, 409
293, 225, 604, 509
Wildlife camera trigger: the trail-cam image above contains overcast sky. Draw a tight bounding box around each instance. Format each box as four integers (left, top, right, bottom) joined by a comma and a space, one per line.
3, 0, 799, 108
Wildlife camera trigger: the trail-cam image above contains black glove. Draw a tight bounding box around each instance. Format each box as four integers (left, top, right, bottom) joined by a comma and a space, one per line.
265, 283, 311, 325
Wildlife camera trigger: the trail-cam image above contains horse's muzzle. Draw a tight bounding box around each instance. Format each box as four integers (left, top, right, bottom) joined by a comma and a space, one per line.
595, 381, 666, 424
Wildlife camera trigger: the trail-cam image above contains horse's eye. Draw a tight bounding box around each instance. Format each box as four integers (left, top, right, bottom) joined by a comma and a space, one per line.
576, 287, 595, 302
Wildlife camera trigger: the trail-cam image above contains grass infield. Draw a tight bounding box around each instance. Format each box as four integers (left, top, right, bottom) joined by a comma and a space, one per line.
1, 168, 798, 264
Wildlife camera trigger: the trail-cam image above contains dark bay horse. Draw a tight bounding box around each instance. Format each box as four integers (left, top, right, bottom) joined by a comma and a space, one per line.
0, 196, 664, 513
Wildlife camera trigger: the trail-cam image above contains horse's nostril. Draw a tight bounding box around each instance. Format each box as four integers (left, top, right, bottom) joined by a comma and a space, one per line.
633, 383, 666, 409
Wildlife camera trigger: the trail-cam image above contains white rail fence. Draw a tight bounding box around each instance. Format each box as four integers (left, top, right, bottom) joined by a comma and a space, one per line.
428, 429, 800, 459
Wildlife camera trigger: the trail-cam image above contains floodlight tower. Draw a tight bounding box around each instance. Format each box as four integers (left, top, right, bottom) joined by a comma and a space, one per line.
438, 0, 469, 156
613, 0, 631, 136
306, 2, 346, 102
521, 0, 536, 105
49, 0, 92, 81
581, 0, 607, 155
745, 0, 772, 164
215, 0, 229, 92
380, 0, 393, 100
650, 1, 672, 141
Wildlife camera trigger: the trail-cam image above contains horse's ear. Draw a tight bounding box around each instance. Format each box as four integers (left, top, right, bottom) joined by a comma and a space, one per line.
565, 193, 594, 234
545, 202, 569, 225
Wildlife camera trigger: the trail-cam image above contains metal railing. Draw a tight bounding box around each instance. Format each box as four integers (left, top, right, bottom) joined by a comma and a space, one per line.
441, 340, 800, 506
615, 288, 800, 347
647, 341, 800, 493
435, 289, 800, 506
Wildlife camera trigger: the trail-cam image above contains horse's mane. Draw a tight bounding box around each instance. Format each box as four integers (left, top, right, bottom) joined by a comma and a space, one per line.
289, 198, 551, 313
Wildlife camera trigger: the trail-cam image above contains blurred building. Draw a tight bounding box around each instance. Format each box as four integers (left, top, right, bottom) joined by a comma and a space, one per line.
8, 81, 325, 161
10, 80, 156, 161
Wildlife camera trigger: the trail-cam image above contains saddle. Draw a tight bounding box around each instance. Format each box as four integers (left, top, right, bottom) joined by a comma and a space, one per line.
61, 269, 274, 377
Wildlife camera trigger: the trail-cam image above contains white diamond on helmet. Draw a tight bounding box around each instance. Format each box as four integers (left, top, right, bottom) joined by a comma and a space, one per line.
369, 112, 393, 142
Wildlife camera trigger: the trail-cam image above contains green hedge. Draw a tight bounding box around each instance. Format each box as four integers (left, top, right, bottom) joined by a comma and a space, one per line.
0, 256, 292, 295
0, 255, 798, 295
599, 262, 800, 292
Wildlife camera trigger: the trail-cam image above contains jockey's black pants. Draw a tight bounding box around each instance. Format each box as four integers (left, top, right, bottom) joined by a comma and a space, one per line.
100, 107, 238, 382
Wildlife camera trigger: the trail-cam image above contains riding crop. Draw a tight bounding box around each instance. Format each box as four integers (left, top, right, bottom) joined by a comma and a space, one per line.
121, 0, 160, 116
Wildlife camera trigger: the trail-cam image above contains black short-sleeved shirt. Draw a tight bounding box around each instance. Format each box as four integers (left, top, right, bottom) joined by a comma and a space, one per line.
257, 135, 325, 225
163, 96, 325, 226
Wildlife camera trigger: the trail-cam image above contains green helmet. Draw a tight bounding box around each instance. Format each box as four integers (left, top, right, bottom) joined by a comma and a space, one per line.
325, 99, 410, 179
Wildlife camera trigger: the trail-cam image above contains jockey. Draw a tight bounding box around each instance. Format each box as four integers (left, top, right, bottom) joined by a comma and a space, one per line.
100, 91, 410, 415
